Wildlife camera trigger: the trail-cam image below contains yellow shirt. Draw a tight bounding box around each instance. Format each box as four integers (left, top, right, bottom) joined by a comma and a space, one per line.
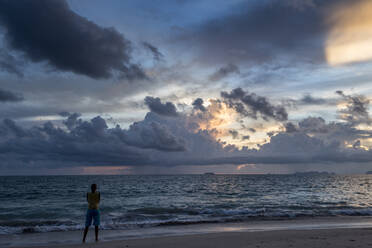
87, 192, 100, 210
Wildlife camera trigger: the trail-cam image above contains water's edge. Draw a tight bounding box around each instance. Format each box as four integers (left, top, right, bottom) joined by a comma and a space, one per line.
2, 216, 372, 248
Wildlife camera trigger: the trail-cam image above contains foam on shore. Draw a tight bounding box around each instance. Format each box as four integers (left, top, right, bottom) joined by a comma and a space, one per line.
2, 216, 372, 247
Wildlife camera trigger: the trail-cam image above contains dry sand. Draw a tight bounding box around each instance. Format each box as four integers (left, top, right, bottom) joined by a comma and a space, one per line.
12, 227, 372, 248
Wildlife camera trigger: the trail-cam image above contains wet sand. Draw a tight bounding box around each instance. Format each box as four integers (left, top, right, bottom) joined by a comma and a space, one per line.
5, 217, 372, 248
11, 228, 372, 248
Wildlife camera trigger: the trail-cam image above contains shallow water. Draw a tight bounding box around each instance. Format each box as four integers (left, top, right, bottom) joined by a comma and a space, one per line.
1, 174, 372, 234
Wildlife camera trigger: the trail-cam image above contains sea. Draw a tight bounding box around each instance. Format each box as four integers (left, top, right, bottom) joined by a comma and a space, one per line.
1, 174, 372, 235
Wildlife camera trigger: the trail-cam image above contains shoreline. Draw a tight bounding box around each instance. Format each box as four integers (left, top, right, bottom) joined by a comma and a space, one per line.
45, 227, 372, 248
3, 216, 372, 247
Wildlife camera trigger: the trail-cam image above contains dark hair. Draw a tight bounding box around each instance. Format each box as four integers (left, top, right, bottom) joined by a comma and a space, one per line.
91, 184, 97, 192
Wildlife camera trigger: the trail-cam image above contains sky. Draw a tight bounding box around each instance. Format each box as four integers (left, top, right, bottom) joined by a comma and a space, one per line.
1, 0, 372, 175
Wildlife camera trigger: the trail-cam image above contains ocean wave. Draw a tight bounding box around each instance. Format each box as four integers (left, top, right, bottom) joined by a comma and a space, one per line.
128, 207, 199, 215
2, 207, 372, 235
3, 175, 372, 235
330, 208, 372, 216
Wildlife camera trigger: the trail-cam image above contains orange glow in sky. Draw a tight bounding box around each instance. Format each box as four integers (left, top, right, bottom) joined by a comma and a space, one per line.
326, 0, 372, 66
193, 100, 237, 136
82, 166, 132, 175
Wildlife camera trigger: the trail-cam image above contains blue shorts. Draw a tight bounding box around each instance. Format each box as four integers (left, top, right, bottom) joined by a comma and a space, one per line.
85, 209, 100, 227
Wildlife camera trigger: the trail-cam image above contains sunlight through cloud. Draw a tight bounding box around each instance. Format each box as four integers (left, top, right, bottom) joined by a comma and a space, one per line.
326, 0, 372, 66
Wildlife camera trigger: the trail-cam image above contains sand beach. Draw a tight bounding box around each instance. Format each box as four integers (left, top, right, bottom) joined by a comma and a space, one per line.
4, 217, 372, 248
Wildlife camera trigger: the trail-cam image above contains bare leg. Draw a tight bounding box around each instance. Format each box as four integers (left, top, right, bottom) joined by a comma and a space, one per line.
95, 226, 99, 241
82, 227, 89, 243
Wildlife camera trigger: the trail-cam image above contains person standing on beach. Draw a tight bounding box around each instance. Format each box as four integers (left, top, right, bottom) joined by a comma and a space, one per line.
82, 184, 100, 243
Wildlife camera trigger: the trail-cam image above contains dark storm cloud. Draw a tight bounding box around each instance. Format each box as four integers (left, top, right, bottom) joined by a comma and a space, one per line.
229, 129, 239, 139
0, 0, 146, 79
0, 113, 188, 168
0, 111, 235, 168
282, 94, 336, 110
0, 49, 24, 77
143, 42, 164, 61
120, 116, 185, 152
181, 0, 349, 65
60, 112, 82, 130
221, 88, 288, 121
287, 115, 372, 150
209, 63, 240, 81
58, 112, 71, 117
3, 91, 372, 170
298, 94, 328, 105
0, 110, 229, 168
0, 118, 148, 166
0, 88, 23, 102
144, 96, 178, 116
336, 91, 371, 125
298, 117, 329, 133
284, 122, 297, 133
2, 107, 372, 169
2, 118, 27, 137
192, 98, 206, 112
155, 127, 372, 166
249, 132, 342, 163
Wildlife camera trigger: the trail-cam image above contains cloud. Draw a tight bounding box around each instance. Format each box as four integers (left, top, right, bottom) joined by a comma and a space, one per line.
0, 49, 24, 77
192, 98, 206, 112
336, 91, 371, 125
1, 108, 372, 170
176, 0, 364, 68
143, 42, 164, 61
60, 112, 82, 130
286, 116, 372, 150
229, 129, 239, 139
0, 0, 146, 79
298, 94, 328, 105
259, 132, 338, 156
0, 109, 236, 169
188, 99, 237, 134
2, 118, 27, 137
119, 113, 185, 151
298, 117, 328, 133
0, 113, 188, 168
0, 88, 23, 102
209, 63, 240, 81
284, 122, 297, 133
283, 94, 337, 110
326, 0, 372, 65
178, 0, 338, 66
353, 140, 361, 149
285, 0, 316, 10
2, 91, 372, 171
221, 88, 288, 121
144, 96, 178, 116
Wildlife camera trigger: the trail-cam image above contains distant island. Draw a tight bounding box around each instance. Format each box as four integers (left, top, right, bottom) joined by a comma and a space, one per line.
366, 171, 372, 175
293, 171, 336, 176
203, 172, 215, 175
